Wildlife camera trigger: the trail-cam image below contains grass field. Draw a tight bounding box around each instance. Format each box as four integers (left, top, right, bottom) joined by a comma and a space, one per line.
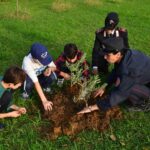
0, 0, 150, 149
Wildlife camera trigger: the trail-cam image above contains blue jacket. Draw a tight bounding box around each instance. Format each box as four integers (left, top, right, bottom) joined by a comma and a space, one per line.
108, 49, 150, 106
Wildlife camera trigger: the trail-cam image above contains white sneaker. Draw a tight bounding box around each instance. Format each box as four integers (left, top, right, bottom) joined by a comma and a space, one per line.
21, 92, 29, 100
57, 78, 64, 87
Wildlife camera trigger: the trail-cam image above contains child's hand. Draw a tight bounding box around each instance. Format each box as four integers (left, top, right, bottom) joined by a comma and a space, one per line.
42, 100, 53, 111
44, 67, 57, 77
18, 107, 27, 114
43, 67, 52, 76
9, 111, 22, 118
63, 73, 71, 80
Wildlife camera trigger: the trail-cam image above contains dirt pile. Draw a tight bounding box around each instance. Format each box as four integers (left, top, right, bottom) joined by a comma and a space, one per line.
42, 84, 123, 139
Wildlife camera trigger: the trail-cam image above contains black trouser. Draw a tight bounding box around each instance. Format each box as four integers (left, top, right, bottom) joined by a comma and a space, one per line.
23, 73, 57, 96
97, 83, 150, 111
128, 84, 150, 105
0, 91, 12, 112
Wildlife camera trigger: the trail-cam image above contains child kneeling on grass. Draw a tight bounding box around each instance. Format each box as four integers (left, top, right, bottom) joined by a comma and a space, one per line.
22, 43, 57, 111
0, 66, 26, 128
55, 43, 90, 85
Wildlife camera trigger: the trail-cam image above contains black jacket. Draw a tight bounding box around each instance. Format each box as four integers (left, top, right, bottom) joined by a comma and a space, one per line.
108, 49, 150, 106
92, 27, 129, 67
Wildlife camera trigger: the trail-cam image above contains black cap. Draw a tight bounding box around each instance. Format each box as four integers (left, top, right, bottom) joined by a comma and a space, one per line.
101, 37, 124, 55
105, 12, 119, 30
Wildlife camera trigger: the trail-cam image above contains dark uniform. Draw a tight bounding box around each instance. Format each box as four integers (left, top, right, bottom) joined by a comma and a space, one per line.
97, 38, 150, 111
92, 27, 129, 74
92, 12, 129, 74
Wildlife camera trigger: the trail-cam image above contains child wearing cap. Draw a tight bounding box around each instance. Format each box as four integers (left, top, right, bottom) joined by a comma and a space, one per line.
78, 37, 150, 114
22, 43, 57, 111
55, 43, 90, 85
0, 66, 26, 121
92, 12, 129, 75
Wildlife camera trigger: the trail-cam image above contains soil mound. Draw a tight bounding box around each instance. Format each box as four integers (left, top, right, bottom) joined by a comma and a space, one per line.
42, 84, 123, 139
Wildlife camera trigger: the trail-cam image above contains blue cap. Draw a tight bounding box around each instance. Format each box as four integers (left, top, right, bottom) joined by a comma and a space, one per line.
30, 43, 52, 65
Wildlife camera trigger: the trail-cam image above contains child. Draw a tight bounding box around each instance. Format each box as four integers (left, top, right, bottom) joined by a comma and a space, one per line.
0, 66, 26, 120
22, 43, 57, 111
55, 43, 90, 84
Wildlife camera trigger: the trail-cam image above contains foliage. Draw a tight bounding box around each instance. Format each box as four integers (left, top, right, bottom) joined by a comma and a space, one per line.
74, 75, 100, 106
0, 0, 150, 149
66, 53, 88, 86
66, 53, 101, 106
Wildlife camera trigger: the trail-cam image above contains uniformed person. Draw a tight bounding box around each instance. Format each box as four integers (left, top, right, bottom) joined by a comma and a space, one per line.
92, 12, 129, 75
78, 37, 150, 114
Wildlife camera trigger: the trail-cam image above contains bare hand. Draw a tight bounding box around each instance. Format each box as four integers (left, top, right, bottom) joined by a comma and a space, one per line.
63, 73, 71, 80
50, 67, 57, 72
43, 67, 52, 76
94, 88, 105, 98
92, 68, 98, 75
18, 107, 27, 114
114, 77, 120, 87
9, 111, 21, 118
43, 100, 53, 111
77, 107, 91, 114
77, 105, 99, 114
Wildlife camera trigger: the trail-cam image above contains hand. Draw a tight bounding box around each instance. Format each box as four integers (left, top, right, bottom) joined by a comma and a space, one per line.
92, 68, 98, 75
114, 77, 120, 87
9, 111, 22, 118
42, 100, 53, 111
18, 107, 27, 114
43, 67, 52, 76
94, 88, 105, 98
63, 73, 71, 80
50, 67, 57, 72
77, 105, 99, 114
77, 107, 92, 114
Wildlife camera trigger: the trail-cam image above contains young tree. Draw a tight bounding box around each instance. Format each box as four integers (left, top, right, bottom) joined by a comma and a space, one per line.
66, 54, 101, 107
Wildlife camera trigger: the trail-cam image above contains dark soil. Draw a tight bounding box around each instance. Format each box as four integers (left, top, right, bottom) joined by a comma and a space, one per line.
41, 84, 123, 140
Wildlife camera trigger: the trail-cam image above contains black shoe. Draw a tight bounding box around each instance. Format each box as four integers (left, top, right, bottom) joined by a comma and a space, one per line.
127, 98, 150, 112
0, 123, 5, 129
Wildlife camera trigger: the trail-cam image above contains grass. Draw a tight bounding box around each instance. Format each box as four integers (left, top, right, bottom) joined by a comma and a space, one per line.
51, 0, 73, 12
0, 0, 150, 149
84, 0, 102, 6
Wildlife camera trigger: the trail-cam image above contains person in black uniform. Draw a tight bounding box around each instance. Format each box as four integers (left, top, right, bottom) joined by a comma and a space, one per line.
78, 37, 150, 114
92, 12, 129, 75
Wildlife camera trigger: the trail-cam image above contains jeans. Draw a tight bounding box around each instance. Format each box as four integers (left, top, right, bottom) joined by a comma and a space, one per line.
23, 72, 57, 96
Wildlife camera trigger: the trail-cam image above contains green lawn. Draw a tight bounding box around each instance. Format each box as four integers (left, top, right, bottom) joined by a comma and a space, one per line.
0, 0, 150, 149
